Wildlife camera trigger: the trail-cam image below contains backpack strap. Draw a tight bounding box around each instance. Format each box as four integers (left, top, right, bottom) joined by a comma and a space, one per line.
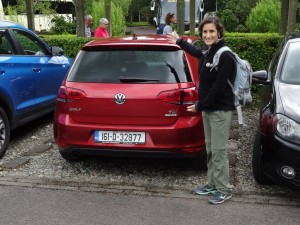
210, 46, 232, 71
212, 46, 245, 126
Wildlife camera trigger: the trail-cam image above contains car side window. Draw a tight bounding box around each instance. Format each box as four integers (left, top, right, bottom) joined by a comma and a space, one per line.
12, 29, 49, 56
268, 48, 281, 80
0, 30, 14, 54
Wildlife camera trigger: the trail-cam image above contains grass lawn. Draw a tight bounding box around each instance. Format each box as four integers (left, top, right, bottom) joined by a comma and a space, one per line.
126, 21, 150, 27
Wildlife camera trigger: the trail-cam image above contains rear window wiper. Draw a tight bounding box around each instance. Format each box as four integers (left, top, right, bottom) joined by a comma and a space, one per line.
165, 61, 180, 83
119, 77, 160, 82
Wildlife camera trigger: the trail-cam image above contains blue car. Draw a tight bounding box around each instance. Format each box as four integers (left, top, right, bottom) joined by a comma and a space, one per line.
0, 20, 72, 158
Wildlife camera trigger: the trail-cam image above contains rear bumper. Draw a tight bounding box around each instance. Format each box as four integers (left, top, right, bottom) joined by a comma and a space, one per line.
59, 147, 204, 158
54, 113, 205, 157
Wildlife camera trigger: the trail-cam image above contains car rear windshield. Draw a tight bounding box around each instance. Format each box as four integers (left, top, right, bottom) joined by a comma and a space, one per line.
281, 42, 300, 84
67, 50, 192, 83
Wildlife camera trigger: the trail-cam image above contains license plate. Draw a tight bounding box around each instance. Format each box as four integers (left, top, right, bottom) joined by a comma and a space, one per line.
94, 130, 146, 144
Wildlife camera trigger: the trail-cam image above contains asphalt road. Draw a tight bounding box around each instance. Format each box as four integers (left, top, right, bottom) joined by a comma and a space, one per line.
0, 184, 299, 225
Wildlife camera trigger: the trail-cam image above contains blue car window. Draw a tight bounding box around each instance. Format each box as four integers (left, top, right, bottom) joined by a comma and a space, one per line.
13, 29, 49, 56
0, 30, 14, 54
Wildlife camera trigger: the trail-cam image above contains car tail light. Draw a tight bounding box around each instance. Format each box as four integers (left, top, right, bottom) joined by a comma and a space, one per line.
156, 87, 198, 105
57, 86, 87, 102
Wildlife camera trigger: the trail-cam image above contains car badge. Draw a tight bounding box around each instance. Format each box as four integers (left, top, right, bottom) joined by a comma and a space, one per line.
165, 109, 177, 117
114, 93, 126, 104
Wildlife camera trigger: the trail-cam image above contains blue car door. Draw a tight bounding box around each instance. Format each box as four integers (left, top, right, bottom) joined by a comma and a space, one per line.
12, 29, 71, 108
0, 29, 35, 116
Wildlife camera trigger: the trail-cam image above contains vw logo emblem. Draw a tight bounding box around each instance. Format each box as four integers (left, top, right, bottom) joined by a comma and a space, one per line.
114, 93, 126, 104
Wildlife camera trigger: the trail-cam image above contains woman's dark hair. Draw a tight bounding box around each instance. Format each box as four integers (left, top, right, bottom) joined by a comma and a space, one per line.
198, 16, 224, 39
165, 13, 175, 25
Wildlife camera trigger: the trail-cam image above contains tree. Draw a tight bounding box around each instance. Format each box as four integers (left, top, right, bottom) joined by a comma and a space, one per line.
177, 0, 185, 34
73, 0, 85, 37
222, 0, 256, 25
25, 0, 34, 31
190, 0, 195, 35
219, 9, 239, 32
246, 0, 280, 33
90, 0, 130, 36
287, 0, 297, 33
280, 0, 288, 34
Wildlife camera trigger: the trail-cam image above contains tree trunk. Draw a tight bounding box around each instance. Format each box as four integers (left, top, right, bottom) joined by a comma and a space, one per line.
177, 0, 185, 34
73, 0, 85, 37
190, 0, 195, 35
105, 0, 112, 36
287, 0, 297, 34
25, 0, 35, 32
280, 0, 288, 35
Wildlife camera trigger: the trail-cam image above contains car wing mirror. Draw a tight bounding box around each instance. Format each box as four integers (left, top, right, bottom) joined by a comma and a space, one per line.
252, 70, 270, 85
51, 46, 64, 56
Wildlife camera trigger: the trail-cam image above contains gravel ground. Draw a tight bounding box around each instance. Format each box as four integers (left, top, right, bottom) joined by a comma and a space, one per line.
0, 107, 299, 197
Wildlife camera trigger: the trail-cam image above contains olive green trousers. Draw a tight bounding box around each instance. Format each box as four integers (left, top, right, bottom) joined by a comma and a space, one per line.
202, 110, 234, 194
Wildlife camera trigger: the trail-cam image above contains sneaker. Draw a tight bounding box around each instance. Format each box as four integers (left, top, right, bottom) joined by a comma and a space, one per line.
208, 191, 232, 204
195, 184, 217, 195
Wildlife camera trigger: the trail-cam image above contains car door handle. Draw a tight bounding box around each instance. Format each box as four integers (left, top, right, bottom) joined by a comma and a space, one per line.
32, 68, 41, 73
0, 69, 5, 75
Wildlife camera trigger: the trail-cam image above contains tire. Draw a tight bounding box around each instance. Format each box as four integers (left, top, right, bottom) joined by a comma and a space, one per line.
252, 131, 273, 185
0, 107, 10, 159
59, 149, 82, 161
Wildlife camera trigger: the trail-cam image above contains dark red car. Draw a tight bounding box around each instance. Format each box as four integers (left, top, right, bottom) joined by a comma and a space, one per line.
53, 35, 206, 169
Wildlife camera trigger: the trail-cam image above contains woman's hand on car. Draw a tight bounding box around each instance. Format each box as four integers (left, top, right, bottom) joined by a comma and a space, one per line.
187, 104, 196, 113
167, 31, 179, 44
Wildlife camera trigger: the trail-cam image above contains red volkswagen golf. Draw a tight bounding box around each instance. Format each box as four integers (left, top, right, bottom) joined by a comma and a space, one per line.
53, 35, 206, 169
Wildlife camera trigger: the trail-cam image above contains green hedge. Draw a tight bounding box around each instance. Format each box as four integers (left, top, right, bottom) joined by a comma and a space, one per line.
42, 33, 283, 71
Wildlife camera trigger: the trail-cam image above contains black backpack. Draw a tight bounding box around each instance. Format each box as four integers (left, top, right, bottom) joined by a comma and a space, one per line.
156, 24, 165, 34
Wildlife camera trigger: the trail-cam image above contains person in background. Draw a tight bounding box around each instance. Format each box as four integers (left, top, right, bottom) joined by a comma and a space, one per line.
94, 18, 110, 38
167, 16, 236, 205
85, 15, 93, 37
163, 13, 176, 34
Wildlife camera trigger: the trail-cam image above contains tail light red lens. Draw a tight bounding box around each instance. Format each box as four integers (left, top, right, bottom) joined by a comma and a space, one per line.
57, 86, 87, 102
156, 87, 198, 104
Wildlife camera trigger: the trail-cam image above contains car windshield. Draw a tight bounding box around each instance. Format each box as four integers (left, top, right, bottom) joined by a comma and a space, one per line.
281, 42, 300, 84
67, 50, 192, 83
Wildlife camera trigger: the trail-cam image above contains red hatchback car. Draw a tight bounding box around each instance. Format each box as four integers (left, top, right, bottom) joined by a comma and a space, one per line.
53, 35, 206, 169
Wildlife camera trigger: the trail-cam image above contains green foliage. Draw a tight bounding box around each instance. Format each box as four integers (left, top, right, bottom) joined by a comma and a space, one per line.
126, 22, 150, 27
223, 0, 256, 25
113, 0, 132, 17
5, 5, 24, 25
225, 34, 282, 71
111, 4, 126, 36
50, 15, 76, 34
219, 9, 239, 32
91, 0, 127, 36
235, 25, 248, 32
42, 33, 283, 71
4, 0, 56, 15
246, 0, 280, 33
42, 35, 92, 58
